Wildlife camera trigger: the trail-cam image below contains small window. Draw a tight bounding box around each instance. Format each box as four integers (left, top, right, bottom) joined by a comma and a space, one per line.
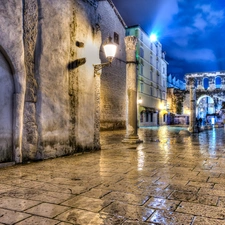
150, 87, 153, 96
140, 48, 144, 58
114, 32, 119, 45
140, 82, 144, 93
140, 65, 143, 76
150, 56, 153, 64
150, 113, 153, 122
140, 32, 143, 41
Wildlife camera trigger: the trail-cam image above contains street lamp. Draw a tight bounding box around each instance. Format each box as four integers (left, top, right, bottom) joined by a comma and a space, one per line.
138, 97, 143, 104
93, 36, 117, 74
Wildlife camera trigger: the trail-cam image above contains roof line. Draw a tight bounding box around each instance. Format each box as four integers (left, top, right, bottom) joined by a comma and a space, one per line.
98, 0, 127, 28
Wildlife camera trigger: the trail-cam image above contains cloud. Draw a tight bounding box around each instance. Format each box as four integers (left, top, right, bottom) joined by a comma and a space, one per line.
171, 48, 216, 62
195, 4, 224, 27
193, 14, 207, 31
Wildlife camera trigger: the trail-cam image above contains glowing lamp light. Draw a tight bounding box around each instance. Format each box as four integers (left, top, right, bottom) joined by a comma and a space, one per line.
103, 36, 117, 62
150, 33, 157, 42
93, 36, 117, 75
138, 97, 143, 104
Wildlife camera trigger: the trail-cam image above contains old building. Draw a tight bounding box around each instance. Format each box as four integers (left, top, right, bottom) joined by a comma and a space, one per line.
185, 71, 225, 126
125, 25, 168, 126
97, 0, 127, 130
166, 75, 187, 125
0, 0, 108, 164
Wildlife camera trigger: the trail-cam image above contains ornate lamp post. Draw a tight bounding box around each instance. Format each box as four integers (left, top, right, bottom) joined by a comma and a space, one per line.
93, 36, 117, 74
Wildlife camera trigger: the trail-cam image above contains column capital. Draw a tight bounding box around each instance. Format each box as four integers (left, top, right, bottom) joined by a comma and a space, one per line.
124, 36, 137, 51
188, 77, 196, 86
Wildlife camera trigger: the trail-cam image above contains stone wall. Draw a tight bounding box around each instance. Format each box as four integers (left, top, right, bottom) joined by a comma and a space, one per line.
97, 0, 127, 130
0, 0, 102, 163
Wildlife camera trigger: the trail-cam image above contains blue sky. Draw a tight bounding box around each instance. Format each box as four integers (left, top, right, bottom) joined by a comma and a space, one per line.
112, 0, 225, 80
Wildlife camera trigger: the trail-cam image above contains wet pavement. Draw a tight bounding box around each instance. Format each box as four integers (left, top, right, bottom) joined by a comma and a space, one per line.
1, 126, 225, 224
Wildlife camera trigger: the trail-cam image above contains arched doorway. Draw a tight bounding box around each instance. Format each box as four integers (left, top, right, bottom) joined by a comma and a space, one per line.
197, 95, 214, 125
0, 51, 14, 162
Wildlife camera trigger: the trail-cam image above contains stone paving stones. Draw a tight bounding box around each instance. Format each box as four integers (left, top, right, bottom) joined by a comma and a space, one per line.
2, 187, 41, 199
56, 208, 122, 224
187, 181, 214, 188
62, 196, 111, 212
169, 190, 219, 206
148, 210, 194, 225
192, 216, 225, 225
29, 191, 73, 204
2, 128, 225, 224
0, 183, 15, 194
145, 197, 180, 211
80, 188, 111, 199
25, 203, 69, 218
102, 191, 150, 206
0, 196, 40, 211
177, 202, 225, 219
14, 216, 59, 225
199, 187, 225, 197
102, 201, 154, 222
0, 208, 30, 224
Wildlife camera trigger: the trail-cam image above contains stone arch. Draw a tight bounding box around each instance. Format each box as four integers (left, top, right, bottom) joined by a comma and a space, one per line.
197, 95, 215, 120
0, 48, 15, 163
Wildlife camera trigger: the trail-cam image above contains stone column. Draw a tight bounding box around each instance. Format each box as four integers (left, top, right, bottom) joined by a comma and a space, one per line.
122, 36, 142, 143
188, 77, 197, 132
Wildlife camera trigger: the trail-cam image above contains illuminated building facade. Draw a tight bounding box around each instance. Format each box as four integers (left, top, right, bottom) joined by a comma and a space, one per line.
126, 25, 168, 126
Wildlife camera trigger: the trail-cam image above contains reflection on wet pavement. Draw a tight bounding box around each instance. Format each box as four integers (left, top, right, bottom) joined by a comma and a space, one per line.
1, 126, 225, 224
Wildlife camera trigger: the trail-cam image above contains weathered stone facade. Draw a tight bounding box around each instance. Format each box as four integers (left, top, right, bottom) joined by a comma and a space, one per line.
97, 0, 127, 130
0, 0, 102, 163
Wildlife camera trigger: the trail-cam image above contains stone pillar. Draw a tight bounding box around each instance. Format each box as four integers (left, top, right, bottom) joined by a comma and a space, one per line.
188, 78, 197, 133
122, 36, 142, 143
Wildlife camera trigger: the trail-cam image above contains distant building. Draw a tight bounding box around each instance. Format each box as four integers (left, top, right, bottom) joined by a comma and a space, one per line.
185, 71, 225, 125
126, 25, 168, 126
167, 75, 187, 125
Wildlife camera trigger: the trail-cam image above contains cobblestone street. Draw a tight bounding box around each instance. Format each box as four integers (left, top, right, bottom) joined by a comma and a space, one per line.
1, 127, 225, 224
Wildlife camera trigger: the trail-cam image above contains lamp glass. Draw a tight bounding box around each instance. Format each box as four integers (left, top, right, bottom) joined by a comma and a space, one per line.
103, 44, 117, 62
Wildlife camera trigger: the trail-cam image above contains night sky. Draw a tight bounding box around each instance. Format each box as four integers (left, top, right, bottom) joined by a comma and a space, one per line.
112, 0, 225, 80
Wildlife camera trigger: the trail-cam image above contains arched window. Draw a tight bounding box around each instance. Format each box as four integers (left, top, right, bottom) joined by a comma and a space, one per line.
215, 76, 222, 88
203, 77, 209, 90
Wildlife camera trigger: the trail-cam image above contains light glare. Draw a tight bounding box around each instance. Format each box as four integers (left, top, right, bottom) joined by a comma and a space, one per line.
150, 34, 157, 42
